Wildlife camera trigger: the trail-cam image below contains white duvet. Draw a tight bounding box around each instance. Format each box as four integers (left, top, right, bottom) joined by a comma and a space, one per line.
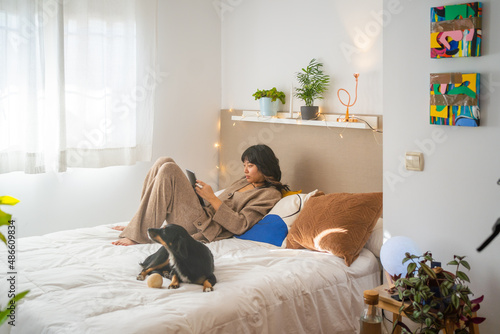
0, 224, 380, 334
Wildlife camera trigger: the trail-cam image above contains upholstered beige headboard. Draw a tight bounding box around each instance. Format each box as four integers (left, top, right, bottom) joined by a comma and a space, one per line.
219, 109, 383, 194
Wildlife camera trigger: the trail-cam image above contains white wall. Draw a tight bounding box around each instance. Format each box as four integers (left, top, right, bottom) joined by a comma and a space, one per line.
154, 0, 221, 186
383, 0, 500, 332
0, 0, 221, 238
221, 0, 383, 116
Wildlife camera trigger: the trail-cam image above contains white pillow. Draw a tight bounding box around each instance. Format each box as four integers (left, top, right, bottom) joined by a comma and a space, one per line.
364, 218, 383, 257
270, 190, 319, 247
269, 190, 319, 229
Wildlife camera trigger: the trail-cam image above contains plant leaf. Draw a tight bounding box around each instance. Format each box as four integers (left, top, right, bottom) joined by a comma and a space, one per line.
402, 278, 412, 285
443, 272, 455, 284
407, 262, 417, 275
409, 277, 420, 284
471, 317, 486, 324
0, 310, 9, 326
440, 285, 449, 297
460, 260, 471, 270
13, 290, 29, 301
0, 214, 11, 226
451, 293, 460, 309
0, 211, 12, 226
420, 262, 437, 279
471, 295, 484, 304
444, 280, 454, 289
0, 290, 29, 325
471, 303, 481, 312
0, 196, 20, 206
395, 320, 412, 332
457, 271, 470, 282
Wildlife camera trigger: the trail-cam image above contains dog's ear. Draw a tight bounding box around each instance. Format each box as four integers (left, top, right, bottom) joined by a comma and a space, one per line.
175, 235, 189, 258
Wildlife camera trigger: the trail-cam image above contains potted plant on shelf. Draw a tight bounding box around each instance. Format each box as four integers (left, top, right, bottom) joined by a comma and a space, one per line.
252, 87, 286, 116
392, 252, 485, 334
294, 58, 330, 120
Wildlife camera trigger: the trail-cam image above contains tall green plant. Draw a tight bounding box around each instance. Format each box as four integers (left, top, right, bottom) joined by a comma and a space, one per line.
294, 58, 330, 107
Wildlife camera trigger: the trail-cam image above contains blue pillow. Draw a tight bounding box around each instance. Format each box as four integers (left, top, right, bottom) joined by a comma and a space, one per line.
235, 214, 288, 247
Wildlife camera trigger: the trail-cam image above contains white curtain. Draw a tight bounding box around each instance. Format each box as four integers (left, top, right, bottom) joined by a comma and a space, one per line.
0, 0, 157, 174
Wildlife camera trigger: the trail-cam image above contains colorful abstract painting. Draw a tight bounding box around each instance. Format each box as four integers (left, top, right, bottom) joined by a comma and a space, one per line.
430, 2, 482, 58
430, 73, 480, 127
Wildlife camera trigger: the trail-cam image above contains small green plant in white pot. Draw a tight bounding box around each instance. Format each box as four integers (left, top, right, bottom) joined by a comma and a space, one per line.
295, 58, 330, 120
252, 87, 286, 116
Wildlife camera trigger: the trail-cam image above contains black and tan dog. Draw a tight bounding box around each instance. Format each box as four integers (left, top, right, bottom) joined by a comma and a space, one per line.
137, 224, 217, 292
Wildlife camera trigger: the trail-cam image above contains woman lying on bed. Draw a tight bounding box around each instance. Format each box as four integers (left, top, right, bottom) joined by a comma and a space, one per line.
112, 144, 288, 246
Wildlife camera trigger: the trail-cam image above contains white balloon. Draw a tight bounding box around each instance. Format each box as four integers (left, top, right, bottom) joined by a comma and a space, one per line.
380, 236, 421, 277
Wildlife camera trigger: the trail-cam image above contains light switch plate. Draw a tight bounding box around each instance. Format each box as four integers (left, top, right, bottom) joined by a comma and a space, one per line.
405, 152, 424, 171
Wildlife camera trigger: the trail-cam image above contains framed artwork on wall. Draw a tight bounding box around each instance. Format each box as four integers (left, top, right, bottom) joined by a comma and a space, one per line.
430, 2, 482, 58
430, 72, 480, 127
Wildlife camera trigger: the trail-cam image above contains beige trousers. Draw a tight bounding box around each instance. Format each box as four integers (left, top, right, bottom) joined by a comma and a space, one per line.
119, 157, 208, 244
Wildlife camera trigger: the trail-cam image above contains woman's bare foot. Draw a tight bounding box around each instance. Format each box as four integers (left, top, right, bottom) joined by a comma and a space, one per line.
111, 226, 126, 231
112, 238, 138, 246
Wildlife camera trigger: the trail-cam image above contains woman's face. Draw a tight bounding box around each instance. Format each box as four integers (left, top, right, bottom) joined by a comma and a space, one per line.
243, 160, 265, 185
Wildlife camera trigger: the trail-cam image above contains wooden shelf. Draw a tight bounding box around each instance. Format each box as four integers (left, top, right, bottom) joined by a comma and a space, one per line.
231, 111, 379, 130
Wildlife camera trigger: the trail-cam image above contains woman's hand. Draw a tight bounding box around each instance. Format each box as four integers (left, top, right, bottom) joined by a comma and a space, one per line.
195, 180, 222, 211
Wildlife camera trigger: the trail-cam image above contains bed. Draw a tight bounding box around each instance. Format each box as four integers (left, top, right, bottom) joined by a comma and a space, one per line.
1, 191, 384, 334
1, 227, 382, 334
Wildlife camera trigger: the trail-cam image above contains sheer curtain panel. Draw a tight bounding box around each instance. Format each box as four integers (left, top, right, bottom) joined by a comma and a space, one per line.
0, 0, 158, 174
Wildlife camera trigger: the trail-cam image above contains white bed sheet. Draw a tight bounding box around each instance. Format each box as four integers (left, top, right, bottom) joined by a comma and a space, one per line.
0, 224, 381, 334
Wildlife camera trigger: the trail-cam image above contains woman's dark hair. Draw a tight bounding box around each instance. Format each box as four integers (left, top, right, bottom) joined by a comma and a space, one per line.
241, 144, 289, 192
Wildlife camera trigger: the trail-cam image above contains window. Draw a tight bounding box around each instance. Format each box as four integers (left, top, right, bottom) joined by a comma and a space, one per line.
0, 0, 158, 174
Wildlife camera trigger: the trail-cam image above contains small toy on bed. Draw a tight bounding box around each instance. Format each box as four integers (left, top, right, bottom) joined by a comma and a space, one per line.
137, 224, 217, 292
147, 273, 164, 288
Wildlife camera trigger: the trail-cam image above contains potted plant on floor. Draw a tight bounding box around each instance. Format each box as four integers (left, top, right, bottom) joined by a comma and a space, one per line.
294, 58, 330, 120
392, 252, 485, 334
252, 87, 286, 116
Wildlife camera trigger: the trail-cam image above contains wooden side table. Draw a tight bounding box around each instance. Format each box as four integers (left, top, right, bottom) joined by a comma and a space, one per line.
373, 284, 403, 334
371, 284, 480, 334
